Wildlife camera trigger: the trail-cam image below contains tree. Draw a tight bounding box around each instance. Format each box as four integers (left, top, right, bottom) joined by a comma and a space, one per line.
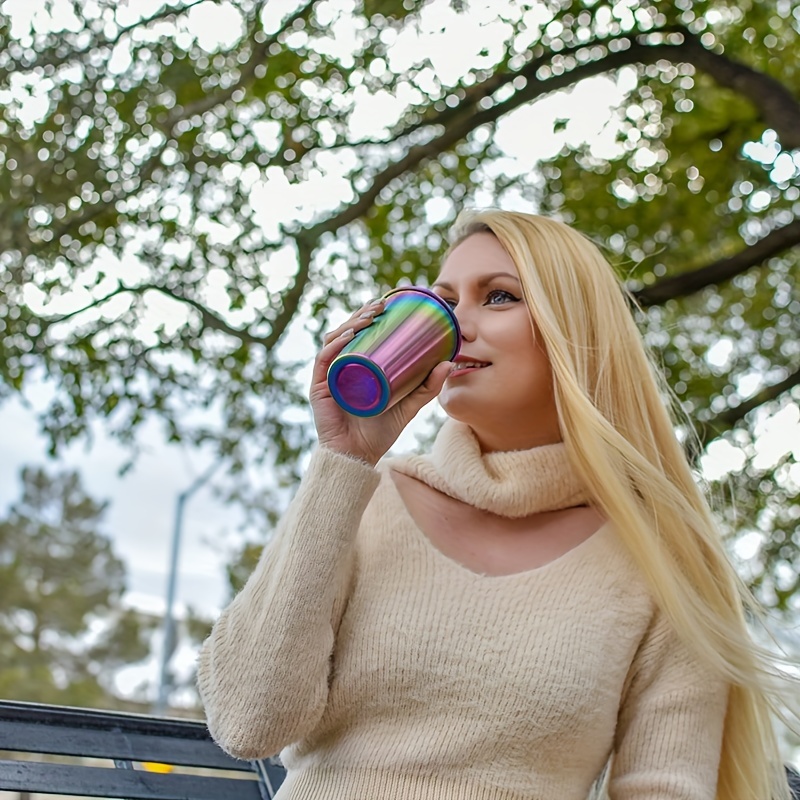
528, 4, 800, 610
0, 1, 797, 606
0, 466, 153, 708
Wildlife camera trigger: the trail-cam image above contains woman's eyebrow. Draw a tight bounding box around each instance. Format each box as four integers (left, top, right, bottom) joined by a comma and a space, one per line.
432, 272, 520, 291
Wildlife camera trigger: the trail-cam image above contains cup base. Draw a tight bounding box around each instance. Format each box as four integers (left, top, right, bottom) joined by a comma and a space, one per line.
328, 355, 391, 417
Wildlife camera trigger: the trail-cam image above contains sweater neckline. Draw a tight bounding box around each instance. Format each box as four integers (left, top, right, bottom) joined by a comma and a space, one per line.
387, 418, 589, 519
386, 475, 612, 581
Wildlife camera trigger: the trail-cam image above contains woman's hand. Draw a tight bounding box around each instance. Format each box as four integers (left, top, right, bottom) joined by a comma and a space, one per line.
309, 298, 453, 466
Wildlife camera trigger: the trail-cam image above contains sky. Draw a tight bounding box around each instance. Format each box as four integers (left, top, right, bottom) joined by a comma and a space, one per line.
2, 0, 799, 705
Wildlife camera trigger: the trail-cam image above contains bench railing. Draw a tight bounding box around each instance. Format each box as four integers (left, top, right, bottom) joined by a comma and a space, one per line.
0, 699, 286, 800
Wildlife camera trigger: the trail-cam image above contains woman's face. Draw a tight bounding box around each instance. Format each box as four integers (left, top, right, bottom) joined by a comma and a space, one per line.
432, 232, 561, 452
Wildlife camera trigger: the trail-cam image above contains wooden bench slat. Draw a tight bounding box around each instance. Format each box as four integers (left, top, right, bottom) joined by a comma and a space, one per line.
0, 719, 250, 771
0, 759, 265, 800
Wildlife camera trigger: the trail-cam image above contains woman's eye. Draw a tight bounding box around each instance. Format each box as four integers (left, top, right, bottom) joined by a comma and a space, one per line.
485, 290, 519, 305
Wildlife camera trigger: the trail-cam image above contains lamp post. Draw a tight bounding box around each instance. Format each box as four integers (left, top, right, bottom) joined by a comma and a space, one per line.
154, 461, 218, 715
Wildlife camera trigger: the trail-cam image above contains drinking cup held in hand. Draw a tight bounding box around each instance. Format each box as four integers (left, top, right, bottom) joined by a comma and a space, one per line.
327, 286, 461, 417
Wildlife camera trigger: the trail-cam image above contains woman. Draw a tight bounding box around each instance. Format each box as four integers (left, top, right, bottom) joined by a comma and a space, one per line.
198, 210, 794, 800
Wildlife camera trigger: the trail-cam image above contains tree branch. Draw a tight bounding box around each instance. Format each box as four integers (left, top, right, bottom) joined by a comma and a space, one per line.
163, 0, 318, 127
298, 36, 676, 237
304, 27, 800, 256
716, 367, 800, 427
113, 0, 207, 43
47, 286, 132, 324
699, 366, 800, 445
680, 32, 800, 149
261, 237, 314, 351
11, 0, 207, 76
153, 285, 273, 348
483, 31, 800, 149
633, 219, 800, 306
371, 33, 621, 146
298, 32, 632, 158
45, 283, 274, 349
31, 139, 171, 257
335, 26, 800, 159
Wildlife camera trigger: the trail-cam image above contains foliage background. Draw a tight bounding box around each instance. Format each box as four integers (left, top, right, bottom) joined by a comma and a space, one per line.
0, 0, 798, 710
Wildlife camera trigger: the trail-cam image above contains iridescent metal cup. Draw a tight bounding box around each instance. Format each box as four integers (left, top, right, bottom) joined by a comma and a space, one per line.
327, 286, 461, 417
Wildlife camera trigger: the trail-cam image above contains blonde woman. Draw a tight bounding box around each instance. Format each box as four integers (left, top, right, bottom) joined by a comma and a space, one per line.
198, 210, 795, 799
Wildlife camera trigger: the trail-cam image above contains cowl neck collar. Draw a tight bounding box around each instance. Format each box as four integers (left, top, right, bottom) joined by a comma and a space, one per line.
387, 418, 588, 519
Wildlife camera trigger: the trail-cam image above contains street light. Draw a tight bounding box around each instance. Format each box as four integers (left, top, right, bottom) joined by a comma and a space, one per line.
154, 461, 219, 715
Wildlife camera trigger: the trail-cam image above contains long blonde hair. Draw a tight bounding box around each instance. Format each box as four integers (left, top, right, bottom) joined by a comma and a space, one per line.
448, 209, 794, 800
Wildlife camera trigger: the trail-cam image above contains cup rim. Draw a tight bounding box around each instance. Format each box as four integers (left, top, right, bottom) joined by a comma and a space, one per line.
327, 354, 391, 417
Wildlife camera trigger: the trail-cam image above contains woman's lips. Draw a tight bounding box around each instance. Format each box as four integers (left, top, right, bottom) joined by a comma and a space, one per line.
448, 363, 491, 377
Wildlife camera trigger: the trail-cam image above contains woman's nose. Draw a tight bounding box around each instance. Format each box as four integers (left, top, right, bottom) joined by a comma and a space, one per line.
452, 305, 476, 342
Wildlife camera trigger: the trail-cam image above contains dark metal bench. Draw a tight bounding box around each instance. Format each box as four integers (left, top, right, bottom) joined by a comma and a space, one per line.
790, 767, 800, 800
0, 700, 286, 799
1, 699, 798, 800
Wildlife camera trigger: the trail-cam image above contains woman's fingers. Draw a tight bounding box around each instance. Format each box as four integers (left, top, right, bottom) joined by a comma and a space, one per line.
321, 298, 385, 344
312, 299, 386, 387
395, 361, 453, 422
311, 327, 356, 390
310, 294, 451, 461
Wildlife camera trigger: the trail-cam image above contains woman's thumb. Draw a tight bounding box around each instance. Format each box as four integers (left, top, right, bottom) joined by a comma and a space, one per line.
398, 361, 453, 420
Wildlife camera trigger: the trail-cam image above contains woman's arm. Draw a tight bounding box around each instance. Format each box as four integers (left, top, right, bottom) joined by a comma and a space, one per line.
196, 446, 381, 760
198, 289, 449, 760
609, 610, 729, 800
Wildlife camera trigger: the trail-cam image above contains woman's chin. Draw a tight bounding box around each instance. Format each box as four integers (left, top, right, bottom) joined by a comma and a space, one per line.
438, 386, 482, 421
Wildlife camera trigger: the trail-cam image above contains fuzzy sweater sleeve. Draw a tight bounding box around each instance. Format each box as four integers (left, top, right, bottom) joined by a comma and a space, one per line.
609, 610, 729, 800
196, 446, 381, 760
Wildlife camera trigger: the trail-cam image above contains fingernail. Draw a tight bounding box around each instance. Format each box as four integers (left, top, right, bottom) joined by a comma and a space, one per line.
370, 298, 384, 307
340, 328, 355, 339
359, 311, 376, 319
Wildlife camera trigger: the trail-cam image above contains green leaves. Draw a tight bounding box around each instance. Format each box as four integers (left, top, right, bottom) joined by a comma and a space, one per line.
1, 0, 799, 609
531, 5, 800, 609
0, 466, 153, 708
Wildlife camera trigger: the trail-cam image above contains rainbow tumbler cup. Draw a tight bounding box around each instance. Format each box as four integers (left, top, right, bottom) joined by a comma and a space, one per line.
327, 286, 461, 417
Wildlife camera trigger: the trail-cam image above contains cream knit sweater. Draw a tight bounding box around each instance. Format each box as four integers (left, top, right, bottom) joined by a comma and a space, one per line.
197, 420, 728, 800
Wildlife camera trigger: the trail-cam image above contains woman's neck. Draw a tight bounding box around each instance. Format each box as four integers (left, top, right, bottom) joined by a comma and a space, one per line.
471, 427, 563, 454
455, 412, 563, 454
